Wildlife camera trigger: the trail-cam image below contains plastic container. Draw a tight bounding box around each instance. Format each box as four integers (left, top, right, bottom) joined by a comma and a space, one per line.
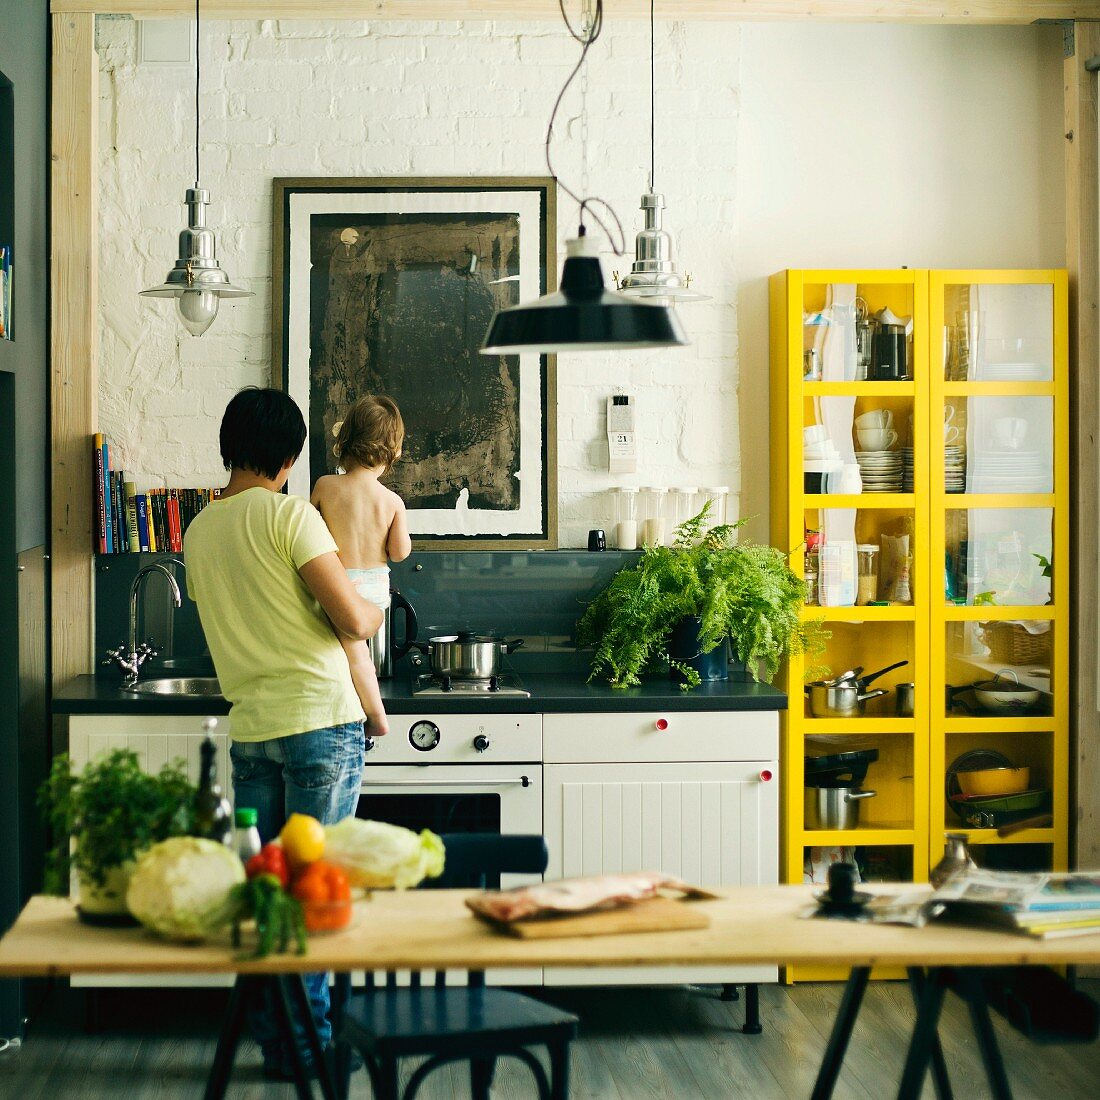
670, 487, 699, 533
611, 488, 640, 550
698, 487, 729, 527
233, 807, 262, 864
856, 544, 879, 606
640, 487, 668, 547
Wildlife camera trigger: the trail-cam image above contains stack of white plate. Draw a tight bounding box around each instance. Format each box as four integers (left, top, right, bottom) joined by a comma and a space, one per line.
901, 447, 914, 492
945, 445, 966, 493
855, 450, 904, 493
982, 362, 1045, 382
969, 451, 1051, 493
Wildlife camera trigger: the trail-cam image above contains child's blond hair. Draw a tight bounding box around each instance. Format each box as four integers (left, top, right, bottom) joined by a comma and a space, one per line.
333, 395, 405, 473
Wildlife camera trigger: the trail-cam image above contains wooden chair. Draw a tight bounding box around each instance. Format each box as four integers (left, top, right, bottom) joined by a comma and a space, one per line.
332, 833, 578, 1100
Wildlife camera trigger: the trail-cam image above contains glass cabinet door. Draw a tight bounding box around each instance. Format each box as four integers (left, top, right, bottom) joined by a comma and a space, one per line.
930, 271, 1068, 874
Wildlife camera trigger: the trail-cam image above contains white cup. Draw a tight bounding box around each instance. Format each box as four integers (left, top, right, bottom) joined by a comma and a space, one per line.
803, 424, 828, 445
944, 425, 960, 445
992, 417, 1028, 450
855, 409, 893, 430
857, 428, 898, 451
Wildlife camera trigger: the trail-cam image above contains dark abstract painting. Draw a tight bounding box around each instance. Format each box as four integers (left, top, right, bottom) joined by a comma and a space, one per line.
276, 179, 556, 547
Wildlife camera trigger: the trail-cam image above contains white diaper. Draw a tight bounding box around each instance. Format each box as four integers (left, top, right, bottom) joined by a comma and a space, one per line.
348, 566, 391, 610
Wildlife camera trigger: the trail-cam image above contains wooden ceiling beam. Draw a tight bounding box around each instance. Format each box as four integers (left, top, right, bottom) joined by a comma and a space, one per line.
46, 1, 1100, 25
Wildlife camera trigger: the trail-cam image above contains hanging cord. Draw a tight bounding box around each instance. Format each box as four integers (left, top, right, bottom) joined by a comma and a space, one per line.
649, 0, 655, 192
544, 0, 626, 253
194, 0, 201, 187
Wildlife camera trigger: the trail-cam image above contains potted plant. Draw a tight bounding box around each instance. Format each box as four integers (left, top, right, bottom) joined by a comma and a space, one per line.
39, 749, 195, 922
577, 507, 822, 689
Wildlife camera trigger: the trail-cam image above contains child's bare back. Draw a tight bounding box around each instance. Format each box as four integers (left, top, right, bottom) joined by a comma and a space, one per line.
312, 469, 406, 571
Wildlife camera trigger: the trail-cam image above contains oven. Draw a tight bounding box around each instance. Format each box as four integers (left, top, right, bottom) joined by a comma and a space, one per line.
355, 712, 543, 984
356, 713, 543, 888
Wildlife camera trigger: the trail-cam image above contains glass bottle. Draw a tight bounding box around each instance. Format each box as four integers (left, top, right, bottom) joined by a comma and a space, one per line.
233, 807, 262, 864
195, 719, 232, 846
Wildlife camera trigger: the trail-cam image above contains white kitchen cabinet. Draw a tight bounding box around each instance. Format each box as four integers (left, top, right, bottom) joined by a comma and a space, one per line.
542, 725, 779, 987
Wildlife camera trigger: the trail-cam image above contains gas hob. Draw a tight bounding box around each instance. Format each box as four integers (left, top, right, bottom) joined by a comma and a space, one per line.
411, 672, 531, 698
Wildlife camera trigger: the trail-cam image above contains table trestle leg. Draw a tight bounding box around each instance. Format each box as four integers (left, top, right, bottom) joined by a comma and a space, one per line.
811, 966, 871, 1100
957, 970, 1014, 1100
906, 967, 954, 1100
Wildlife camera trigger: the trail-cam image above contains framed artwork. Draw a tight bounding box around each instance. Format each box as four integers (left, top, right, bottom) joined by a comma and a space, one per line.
273, 176, 557, 549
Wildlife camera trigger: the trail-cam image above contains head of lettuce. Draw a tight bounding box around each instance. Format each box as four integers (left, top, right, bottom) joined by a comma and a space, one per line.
324, 818, 445, 890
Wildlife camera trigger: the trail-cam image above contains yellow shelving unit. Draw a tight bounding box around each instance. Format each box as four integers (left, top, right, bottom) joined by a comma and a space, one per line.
770, 268, 1069, 982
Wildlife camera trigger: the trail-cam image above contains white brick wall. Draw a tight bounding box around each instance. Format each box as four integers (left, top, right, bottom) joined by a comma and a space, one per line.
96, 16, 741, 548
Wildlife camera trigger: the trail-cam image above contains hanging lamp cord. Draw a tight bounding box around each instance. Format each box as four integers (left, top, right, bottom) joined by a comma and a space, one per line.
544, 0, 625, 252
649, 0, 655, 192
194, 0, 200, 187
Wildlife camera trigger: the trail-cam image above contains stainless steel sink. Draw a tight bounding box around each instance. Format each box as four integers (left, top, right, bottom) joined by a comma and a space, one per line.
126, 677, 223, 697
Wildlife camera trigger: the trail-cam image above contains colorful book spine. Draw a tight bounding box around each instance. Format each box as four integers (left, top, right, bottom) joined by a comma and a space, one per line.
101, 437, 114, 553
136, 494, 150, 553
110, 473, 122, 553
124, 480, 140, 553
93, 433, 107, 553
147, 490, 158, 553
168, 489, 182, 553
0, 244, 11, 340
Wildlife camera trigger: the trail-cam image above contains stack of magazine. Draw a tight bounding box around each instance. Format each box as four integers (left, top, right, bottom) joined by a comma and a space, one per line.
934, 871, 1100, 939
849, 871, 1100, 938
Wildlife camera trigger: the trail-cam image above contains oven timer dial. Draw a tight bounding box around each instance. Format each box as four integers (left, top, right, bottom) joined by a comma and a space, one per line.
473, 734, 491, 753
409, 720, 441, 752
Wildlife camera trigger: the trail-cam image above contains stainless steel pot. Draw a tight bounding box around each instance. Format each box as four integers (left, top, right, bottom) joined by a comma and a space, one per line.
805, 786, 877, 830
410, 632, 524, 680
805, 682, 887, 718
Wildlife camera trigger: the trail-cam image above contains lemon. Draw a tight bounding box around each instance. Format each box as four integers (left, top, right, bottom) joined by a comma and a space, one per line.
280, 813, 325, 868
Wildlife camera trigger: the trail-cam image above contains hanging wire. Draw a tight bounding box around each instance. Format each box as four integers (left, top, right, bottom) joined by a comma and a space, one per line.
194, 0, 201, 187
544, 0, 626, 254
649, 0, 655, 192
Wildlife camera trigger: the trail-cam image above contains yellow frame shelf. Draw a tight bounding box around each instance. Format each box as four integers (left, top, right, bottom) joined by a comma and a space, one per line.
772, 268, 1069, 980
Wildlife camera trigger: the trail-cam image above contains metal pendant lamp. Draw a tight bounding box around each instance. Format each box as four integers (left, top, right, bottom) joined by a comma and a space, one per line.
615, 0, 709, 303
140, 0, 251, 336
481, 0, 688, 356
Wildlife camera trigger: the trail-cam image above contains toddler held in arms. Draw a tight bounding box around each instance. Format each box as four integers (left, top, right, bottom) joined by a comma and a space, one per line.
311, 395, 412, 735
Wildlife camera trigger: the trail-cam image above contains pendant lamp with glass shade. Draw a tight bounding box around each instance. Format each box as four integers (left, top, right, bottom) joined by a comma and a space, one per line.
140, 0, 251, 336
481, 0, 688, 356
615, 0, 709, 303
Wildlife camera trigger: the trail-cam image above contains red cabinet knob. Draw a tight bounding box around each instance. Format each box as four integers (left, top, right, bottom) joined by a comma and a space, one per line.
655, 718, 669, 731
760, 769, 773, 782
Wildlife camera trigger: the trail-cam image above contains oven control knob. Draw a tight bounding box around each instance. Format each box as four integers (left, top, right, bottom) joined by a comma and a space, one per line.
473, 734, 491, 753
364, 736, 376, 754
409, 720, 441, 752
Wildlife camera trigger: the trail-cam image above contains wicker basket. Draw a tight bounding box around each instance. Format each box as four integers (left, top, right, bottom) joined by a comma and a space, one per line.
981, 621, 1051, 666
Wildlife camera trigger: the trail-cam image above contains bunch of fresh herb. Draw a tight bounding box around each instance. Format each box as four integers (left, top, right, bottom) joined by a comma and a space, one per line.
38, 749, 196, 894
227, 875, 307, 959
577, 505, 823, 690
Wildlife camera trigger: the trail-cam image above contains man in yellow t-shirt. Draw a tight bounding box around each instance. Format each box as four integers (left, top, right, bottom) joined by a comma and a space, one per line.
184, 388, 382, 1078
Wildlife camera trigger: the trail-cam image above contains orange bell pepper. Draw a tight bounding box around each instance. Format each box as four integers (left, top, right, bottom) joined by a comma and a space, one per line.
291, 859, 352, 932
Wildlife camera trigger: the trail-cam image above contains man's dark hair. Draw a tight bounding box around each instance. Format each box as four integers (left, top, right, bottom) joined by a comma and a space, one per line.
219, 388, 307, 479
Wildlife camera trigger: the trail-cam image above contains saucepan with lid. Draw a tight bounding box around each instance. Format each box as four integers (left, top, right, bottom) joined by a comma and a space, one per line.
408, 631, 524, 680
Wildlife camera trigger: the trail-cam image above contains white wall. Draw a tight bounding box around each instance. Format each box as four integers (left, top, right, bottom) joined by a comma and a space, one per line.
95, 17, 1064, 548
736, 22, 1064, 541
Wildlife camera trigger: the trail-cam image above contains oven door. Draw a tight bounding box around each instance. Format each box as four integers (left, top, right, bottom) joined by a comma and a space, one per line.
356, 764, 544, 986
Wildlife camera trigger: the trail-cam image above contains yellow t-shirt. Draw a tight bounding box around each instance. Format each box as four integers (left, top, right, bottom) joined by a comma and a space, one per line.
183, 487, 365, 742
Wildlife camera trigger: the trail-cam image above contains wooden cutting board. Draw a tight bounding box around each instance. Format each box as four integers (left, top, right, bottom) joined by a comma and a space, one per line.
478, 897, 711, 940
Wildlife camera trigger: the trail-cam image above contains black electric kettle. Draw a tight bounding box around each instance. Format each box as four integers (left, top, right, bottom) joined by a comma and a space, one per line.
369, 589, 418, 679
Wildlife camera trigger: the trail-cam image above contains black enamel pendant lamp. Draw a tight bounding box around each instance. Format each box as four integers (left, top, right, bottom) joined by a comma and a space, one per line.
140, 0, 251, 336
481, 0, 688, 355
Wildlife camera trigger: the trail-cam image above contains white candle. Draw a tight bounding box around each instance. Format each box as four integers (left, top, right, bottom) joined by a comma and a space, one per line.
616, 519, 638, 550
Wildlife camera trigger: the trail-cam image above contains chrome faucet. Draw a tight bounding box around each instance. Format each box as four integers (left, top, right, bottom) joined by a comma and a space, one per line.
103, 560, 185, 685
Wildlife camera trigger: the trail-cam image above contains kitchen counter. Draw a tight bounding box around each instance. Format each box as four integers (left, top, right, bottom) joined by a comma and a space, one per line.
52, 672, 786, 716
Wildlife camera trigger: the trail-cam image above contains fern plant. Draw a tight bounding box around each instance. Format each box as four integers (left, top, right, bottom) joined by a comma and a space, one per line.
577, 506, 822, 690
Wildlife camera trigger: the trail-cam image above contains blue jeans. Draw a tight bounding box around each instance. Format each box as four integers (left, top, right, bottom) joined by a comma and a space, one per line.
230, 720, 365, 1069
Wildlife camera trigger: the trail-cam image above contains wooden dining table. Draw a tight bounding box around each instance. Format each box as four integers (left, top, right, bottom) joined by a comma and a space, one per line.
1, 884, 1097, 1100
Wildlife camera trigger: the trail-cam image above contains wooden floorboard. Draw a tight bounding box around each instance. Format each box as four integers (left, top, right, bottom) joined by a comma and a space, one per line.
1, 981, 1098, 1098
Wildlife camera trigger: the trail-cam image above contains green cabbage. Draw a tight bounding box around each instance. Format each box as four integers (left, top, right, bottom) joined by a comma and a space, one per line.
324, 818, 444, 890
126, 836, 245, 941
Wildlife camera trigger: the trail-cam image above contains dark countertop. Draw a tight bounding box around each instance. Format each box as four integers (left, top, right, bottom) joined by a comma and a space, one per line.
53, 671, 787, 717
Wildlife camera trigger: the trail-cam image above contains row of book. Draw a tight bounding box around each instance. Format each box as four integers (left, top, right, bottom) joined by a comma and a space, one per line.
0, 245, 11, 340
94, 433, 220, 554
